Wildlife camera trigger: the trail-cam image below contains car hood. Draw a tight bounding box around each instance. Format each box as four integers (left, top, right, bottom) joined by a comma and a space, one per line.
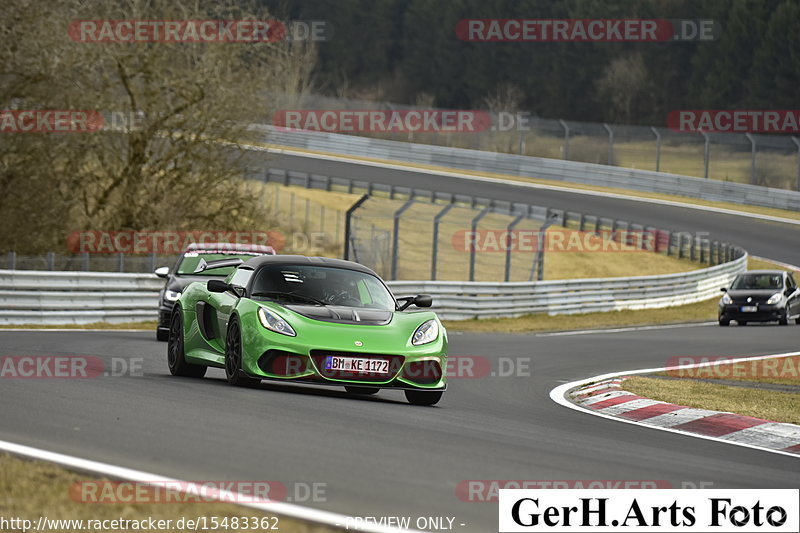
725, 289, 782, 302
168, 274, 220, 293
284, 304, 393, 325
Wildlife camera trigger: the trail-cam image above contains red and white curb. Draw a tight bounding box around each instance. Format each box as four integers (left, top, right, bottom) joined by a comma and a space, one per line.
550, 351, 800, 459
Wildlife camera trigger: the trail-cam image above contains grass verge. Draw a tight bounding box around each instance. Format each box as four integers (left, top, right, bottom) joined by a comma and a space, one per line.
443, 298, 717, 333
622, 374, 800, 425
0, 453, 339, 533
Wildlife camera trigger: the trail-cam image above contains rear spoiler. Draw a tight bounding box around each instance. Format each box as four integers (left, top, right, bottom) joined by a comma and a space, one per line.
193, 257, 244, 273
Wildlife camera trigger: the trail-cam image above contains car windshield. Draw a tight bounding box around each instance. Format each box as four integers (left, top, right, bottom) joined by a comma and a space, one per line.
176, 252, 261, 276
250, 265, 396, 311
731, 274, 783, 290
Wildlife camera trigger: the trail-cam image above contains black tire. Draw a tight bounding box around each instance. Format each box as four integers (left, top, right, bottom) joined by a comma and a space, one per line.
167, 310, 207, 378
738, 321, 748, 326
778, 312, 789, 326
404, 390, 442, 406
156, 328, 169, 342
345, 386, 380, 395
224, 318, 260, 388
718, 319, 730, 326
795, 317, 800, 325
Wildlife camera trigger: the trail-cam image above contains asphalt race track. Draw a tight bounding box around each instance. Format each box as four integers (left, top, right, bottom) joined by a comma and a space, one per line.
2, 154, 799, 531
1, 325, 798, 531
266, 152, 800, 266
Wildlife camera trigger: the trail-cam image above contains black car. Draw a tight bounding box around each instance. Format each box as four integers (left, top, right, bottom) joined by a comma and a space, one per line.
155, 242, 276, 340
719, 270, 800, 326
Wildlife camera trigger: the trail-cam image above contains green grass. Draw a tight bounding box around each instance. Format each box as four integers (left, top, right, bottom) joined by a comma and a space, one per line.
623, 375, 800, 425
0, 453, 341, 533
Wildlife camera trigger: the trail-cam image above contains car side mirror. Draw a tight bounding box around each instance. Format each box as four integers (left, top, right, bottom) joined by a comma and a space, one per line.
720, 287, 727, 292
413, 294, 433, 308
208, 280, 231, 293
154, 266, 169, 278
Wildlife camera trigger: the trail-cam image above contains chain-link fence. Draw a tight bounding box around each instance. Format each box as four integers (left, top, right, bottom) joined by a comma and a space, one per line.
264, 93, 800, 191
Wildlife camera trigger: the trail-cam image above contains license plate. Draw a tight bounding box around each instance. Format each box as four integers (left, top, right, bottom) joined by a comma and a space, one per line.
740, 306, 757, 312
324, 356, 389, 374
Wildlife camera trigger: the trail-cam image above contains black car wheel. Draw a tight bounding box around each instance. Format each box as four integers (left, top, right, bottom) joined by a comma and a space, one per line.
225, 318, 260, 388
718, 318, 730, 326
738, 321, 748, 326
345, 386, 380, 395
156, 328, 169, 342
405, 390, 442, 406
167, 310, 207, 378
778, 311, 789, 326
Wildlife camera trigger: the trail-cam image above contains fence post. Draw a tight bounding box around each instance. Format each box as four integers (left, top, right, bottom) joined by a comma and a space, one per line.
431, 203, 455, 281
468, 205, 492, 282
651, 127, 661, 172
82, 252, 89, 271
304, 198, 310, 231
504, 214, 525, 282
320, 205, 325, 233
343, 194, 369, 261
792, 137, 800, 191
559, 119, 570, 160
118, 253, 125, 272
149, 252, 156, 272
745, 133, 756, 185
7, 251, 15, 270
46, 252, 54, 271
519, 129, 526, 155
391, 198, 416, 280
603, 123, 614, 164
289, 193, 295, 227
701, 131, 710, 179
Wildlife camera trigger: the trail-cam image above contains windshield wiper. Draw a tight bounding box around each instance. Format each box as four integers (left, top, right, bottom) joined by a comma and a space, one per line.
251, 291, 327, 306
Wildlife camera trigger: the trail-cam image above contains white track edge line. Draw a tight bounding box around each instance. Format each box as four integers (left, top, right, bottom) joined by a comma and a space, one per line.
0, 440, 424, 533
262, 145, 800, 227
549, 351, 800, 459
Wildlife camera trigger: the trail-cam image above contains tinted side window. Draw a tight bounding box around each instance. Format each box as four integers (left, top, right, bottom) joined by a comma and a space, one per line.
787, 274, 797, 290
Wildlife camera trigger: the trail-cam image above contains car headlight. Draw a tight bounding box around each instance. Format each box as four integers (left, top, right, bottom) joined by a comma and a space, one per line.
257, 307, 296, 337
411, 319, 439, 346
164, 290, 181, 302
766, 293, 782, 305
721, 293, 732, 305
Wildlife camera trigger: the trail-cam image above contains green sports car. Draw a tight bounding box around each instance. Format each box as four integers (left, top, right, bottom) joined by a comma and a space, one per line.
166, 255, 447, 405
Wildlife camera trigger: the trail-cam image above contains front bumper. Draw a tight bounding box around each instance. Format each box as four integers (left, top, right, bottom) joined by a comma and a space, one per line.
157, 301, 175, 333
719, 303, 785, 322
240, 332, 448, 391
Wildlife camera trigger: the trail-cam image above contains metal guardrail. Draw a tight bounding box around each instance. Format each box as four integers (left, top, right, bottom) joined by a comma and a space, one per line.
0, 255, 745, 324
254, 125, 800, 212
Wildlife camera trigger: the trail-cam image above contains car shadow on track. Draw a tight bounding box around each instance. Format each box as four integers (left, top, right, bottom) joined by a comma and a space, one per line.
151, 372, 426, 406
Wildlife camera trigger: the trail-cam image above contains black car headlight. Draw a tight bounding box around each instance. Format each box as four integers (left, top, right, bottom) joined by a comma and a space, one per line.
164, 290, 181, 303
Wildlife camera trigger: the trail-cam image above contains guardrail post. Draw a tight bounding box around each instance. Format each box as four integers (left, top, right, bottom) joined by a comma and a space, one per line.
603, 123, 614, 165
559, 119, 570, 160
651, 127, 661, 172
690, 237, 697, 261
343, 194, 369, 261
320, 205, 326, 233
289, 193, 296, 227
7, 251, 15, 270
701, 131, 710, 179
504, 213, 525, 282
46, 252, 54, 271
82, 252, 89, 271
391, 198, 416, 280
677, 233, 684, 259
578, 213, 586, 232
468, 205, 492, 282
745, 133, 756, 185
148, 252, 156, 272
792, 137, 800, 191
431, 203, 455, 281
699, 241, 706, 264
117, 253, 125, 272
